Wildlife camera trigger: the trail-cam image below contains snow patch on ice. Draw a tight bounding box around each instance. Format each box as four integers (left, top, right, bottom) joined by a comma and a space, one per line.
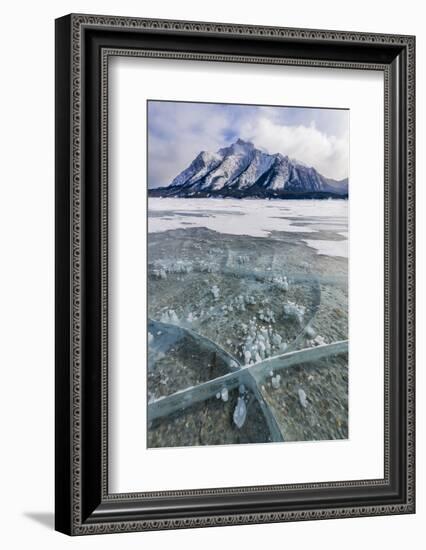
303, 238, 348, 258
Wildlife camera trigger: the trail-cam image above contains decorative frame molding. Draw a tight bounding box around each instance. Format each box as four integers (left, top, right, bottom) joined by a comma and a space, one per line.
55, 13, 415, 535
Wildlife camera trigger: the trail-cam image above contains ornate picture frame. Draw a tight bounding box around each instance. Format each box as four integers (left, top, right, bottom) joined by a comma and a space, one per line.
55, 13, 415, 535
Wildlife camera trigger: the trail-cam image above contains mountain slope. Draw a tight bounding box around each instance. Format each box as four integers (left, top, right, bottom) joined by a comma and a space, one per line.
150, 139, 348, 199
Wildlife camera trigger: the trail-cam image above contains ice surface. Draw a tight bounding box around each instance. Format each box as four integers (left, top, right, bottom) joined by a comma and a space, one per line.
148, 198, 348, 258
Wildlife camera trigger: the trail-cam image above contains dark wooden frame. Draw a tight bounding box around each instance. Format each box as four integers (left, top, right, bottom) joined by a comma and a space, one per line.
55, 13, 415, 535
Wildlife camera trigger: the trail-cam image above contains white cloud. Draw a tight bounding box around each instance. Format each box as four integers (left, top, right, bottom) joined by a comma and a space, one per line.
239, 116, 349, 181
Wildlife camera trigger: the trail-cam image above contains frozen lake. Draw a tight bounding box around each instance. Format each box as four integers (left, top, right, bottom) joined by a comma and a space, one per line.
148, 198, 348, 258
147, 198, 349, 447
147, 197, 348, 447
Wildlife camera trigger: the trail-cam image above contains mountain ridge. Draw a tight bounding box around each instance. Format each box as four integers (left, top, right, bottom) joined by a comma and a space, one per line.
149, 139, 348, 199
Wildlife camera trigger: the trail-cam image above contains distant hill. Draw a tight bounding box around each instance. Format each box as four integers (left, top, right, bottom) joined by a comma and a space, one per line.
149, 138, 348, 199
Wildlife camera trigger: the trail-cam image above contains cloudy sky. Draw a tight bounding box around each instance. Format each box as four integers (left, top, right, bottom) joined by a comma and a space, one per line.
147, 100, 349, 188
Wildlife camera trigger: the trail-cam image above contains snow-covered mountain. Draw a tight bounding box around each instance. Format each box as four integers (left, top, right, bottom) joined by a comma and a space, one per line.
149, 139, 348, 199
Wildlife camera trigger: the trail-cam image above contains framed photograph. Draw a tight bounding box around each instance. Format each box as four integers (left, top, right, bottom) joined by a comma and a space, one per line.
55, 14, 415, 535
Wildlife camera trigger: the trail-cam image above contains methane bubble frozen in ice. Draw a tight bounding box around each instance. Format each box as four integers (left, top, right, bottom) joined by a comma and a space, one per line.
221, 387, 229, 402
298, 388, 308, 408
271, 374, 281, 389
233, 397, 247, 429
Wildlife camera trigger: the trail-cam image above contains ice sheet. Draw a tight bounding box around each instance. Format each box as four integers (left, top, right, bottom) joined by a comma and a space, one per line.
148, 198, 348, 258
